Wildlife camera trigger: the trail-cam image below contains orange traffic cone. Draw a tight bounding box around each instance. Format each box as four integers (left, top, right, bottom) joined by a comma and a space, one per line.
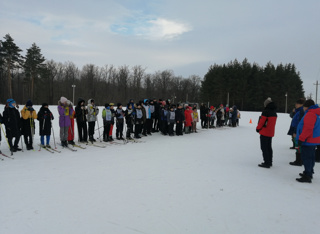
249, 119, 252, 124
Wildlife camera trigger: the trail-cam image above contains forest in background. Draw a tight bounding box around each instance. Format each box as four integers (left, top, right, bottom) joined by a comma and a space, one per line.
1, 34, 304, 111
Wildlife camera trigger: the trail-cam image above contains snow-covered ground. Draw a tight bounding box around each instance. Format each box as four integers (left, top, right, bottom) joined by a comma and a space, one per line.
0, 104, 319, 234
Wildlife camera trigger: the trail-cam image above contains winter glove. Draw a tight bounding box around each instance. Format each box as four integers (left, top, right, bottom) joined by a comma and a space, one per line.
27, 107, 34, 112
298, 140, 303, 147
256, 129, 260, 133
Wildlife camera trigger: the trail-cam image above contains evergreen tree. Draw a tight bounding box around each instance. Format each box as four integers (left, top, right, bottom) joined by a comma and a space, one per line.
0, 34, 23, 98
24, 43, 46, 101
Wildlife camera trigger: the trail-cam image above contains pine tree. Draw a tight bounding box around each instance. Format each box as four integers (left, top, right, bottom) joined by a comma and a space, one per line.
0, 34, 23, 98
24, 43, 46, 101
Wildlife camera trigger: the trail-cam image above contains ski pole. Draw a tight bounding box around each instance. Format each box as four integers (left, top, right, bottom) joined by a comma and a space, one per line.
51, 125, 57, 149
0, 123, 12, 155
96, 118, 102, 142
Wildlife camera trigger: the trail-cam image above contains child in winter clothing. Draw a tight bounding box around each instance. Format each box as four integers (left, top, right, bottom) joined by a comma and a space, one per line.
125, 104, 134, 139
142, 99, 152, 136
161, 105, 169, 135
37, 103, 54, 148
3, 99, 22, 152
167, 106, 176, 136
134, 103, 144, 138
192, 107, 199, 133
87, 99, 99, 142
21, 99, 37, 150
75, 98, 88, 143
175, 104, 185, 136
58, 97, 73, 147
184, 106, 193, 134
102, 103, 112, 141
115, 103, 125, 140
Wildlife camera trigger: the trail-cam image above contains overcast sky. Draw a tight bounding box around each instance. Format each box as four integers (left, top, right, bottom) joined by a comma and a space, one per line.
1, 0, 320, 102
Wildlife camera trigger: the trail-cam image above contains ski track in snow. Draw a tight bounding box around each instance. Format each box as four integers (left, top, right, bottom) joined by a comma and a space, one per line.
0, 104, 319, 234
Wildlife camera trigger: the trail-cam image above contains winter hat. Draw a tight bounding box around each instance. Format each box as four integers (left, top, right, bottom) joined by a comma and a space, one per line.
60, 96, 67, 103
7, 99, 16, 108
26, 99, 33, 107
117, 103, 122, 108
42, 103, 48, 108
264, 97, 272, 107
144, 99, 149, 104
109, 103, 114, 106
296, 98, 305, 105
105, 103, 109, 108
303, 99, 315, 108
210, 106, 214, 110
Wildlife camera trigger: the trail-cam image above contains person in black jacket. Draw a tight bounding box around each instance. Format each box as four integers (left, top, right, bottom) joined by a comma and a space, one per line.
175, 104, 185, 136
0, 113, 3, 142
2, 99, 22, 152
37, 103, 54, 148
75, 98, 88, 143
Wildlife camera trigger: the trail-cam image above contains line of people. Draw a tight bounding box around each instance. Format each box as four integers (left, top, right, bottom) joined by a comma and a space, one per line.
0, 97, 209, 152
200, 103, 240, 128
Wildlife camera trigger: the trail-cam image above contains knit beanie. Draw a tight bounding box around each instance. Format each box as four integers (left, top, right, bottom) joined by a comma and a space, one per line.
264, 97, 272, 107
303, 99, 315, 108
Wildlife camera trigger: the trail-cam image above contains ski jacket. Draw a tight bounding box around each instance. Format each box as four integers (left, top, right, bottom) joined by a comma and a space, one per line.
87, 99, 99, 122
135, 108, 143, 124
143, 104, 151, 119
0, 113, 2, 141
256, 102, 277, 137
175, 108, 185, 122
287, 106, 304, 135
75, 98, 88, 123
161, 109, 168, 121
125, 109, 134, 125
296, 105, 320, 146
192, 111, 199, 122
184, 109, 193, 127
21, 106, 37, 135
2, 106, 21, 137
58, 101, 73, 127
37, 107, 54, 136
168, 111, 176, 124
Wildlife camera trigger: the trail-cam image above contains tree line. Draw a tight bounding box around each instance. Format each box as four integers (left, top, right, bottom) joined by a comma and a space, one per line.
0, 34, 201, 106
201, 58, 305, 112
1, 34, 305, 112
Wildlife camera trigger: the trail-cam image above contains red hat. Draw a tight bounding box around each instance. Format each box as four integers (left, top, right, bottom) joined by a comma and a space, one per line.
210, 106, 214, 109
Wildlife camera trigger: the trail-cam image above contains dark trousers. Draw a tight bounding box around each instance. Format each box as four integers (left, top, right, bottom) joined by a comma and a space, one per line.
168, 123, 174, 135
7, 135, 21, 149
135, 123, 142, 137
143, 119, 152, 134
316, 145, 320, 162
88, 122, 95, 140
24, 134, 33, 147
103, 122, 111, 140
260, 135, 273, 165
176, 122, 183, 135
153, 117, 159, 131
301, 145, 316, 177
126, 123, 133, 137
116, 120, 124, 138
77, 121, 87, 142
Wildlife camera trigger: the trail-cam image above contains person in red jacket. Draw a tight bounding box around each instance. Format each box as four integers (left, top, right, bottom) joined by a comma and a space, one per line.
256, 97, 277, 168
295, 99, 320, 183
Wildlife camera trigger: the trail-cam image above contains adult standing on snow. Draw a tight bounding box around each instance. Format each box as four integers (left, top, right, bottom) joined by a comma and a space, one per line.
295, 99, 320, 183
287, 98, 305, 166
87, 99, 99, 142
256, 97, 277, 168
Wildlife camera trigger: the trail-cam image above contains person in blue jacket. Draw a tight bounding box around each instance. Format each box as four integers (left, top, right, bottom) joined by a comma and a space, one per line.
295, 99, 320, 183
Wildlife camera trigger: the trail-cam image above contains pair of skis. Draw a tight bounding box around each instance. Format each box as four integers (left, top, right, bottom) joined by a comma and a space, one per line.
0, 150, 14, 160
38, 144, 62, 153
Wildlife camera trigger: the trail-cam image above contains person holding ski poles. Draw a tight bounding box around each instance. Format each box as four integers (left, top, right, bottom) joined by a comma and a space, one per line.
2, 99, 22, 152
37, 103, 54, 148
67, 102, 75, 145
21, 99, 37, 150
75, 98, 88, 143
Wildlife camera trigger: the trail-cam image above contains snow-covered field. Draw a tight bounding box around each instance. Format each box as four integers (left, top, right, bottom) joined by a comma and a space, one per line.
0, 104, 319, 234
